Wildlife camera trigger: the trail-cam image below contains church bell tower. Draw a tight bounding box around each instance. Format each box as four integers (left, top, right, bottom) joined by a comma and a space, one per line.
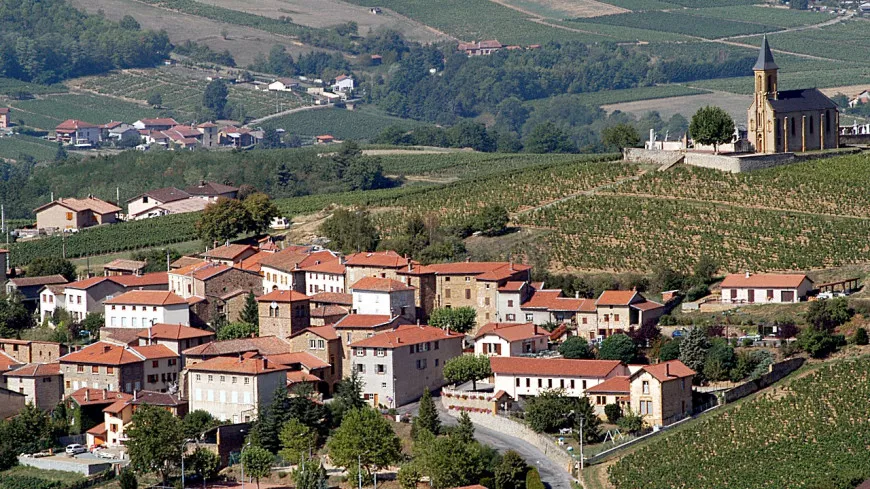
751, 36, 778, 153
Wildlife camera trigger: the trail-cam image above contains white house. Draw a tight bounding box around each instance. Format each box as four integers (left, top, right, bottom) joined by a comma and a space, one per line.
719, 273, 813, 304
350, 277, 416, 322
104, 290, 190, 328
267, 79, 297, 91
259, 246, 315, 292
303, 257, 346, 295
39, 285, 67, 324
331, 75, 354, 93
61, 276, 127, 322
473, 322, 549, 357
490, 357, 629, 400
126, 187, 192, 218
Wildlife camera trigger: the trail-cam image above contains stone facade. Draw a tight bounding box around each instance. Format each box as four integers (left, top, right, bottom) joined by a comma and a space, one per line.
0, 340, 65, 364
258, 295, 311, 339
61, 362, 145, 395
5, 371, 63, 411
287, 331, 341, 392
629, 371, 692, 427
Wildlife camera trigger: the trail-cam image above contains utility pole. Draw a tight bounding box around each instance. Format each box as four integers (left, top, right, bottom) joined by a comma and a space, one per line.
358, 455, 362, 489
578, 415, 585, 471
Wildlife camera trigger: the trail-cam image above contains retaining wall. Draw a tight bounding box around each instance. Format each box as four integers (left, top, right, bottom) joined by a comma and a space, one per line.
722, 357, 804, 403
441, 388, 496, 414
18, 456, 115, 476
623, 148, 682, 166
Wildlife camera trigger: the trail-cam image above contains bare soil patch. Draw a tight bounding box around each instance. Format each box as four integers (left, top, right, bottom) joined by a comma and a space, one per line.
490, 0, 626, 18
820, 84, 870, 97
602, 92, 751, 122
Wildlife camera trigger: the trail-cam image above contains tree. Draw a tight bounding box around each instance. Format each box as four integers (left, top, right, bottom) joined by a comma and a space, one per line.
494, 450, 527, 489
259, 128, 284, 149
125, 404, 183, 484
119, 468, 138, 489
558, 336, 594, 359
703, 339, 736, 382
658, 338, 682, 361
217, 321, 257, 340
197, 198, 249, 244
343, 156, 391, 191
292, 457, 327, 489
454, 411, 475, 444
689, 106, 735, 153
443, 355, 491, 391
0, 292, 34, 336
692, 255, 718, 286
601, 123, 640, 152
471, 205, 509, 236
398, 463, 422, 489
80, 312, 104, 338
415, 431, 488, 489
616, 409, 644, 434
797, 326, 842, 359
55, 142, 68, 162
242, 193, 279, 234
332, 141, 363, 179
331, 371, 365, 424
790, 0, 809, 9
182, 410, 218, 441
526, 468, 545, 489
679, 327, 710, 375
412, 389, 440, 440
278, 419, 317, 463
240, 292, 259, 327
146, 92, 162, 107
119, 15, 141, 30
448, 120, 495, 152
187, 447, 220, 485
805, 297, 852, 332
241, 445, 273, 489
598, 334, 637, 363
524, 389, 577, 433
605, 403, 622, 424
428, 307, 477, 334
327, 408, 402, 481
27, 256, 76, 281
320, 209, 379, 253
574, 396, 601, 443
854, 327, 869, 346
131, 248, 181, 273
248, 385, 290, 453
523, 122, 575, 154
203, 79, 229, 119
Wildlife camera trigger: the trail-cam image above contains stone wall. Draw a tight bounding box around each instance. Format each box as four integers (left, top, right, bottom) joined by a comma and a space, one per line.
722, 357, 804, 404
441, 387, 496, 414
623, 148, 683, 166
19, 456, 115, 476
840, 134, 870, 145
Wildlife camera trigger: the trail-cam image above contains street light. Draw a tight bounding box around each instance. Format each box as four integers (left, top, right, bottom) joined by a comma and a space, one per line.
180, 438, 194, 489
240, 441, 252, 489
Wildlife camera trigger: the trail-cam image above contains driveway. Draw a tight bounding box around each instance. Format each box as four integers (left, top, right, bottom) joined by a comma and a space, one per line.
399, 396, 575, 489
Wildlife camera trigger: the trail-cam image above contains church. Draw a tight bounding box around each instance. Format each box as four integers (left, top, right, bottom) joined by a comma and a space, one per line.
748, 36, 839, 154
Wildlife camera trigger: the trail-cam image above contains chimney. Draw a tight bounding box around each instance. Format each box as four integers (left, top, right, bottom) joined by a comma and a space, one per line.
575, 291, 579, 299
263, 358, 269, 369
133, 390, 137, 401
102, 390, 106, 400
466, 257, 471, 263
84, 390, 89, 402
665, 362, 671, 377
103, 345, 112, 353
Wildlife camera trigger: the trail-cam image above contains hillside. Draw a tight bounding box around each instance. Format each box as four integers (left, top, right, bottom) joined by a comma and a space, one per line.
608, 355, 870, 489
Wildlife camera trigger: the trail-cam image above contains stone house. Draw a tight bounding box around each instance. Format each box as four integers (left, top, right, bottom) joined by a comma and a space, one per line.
35, 196, 121, 231
585, 376, 631, 419
59, 341, 180, 395
396, 263, 437, 320
490, 357, 629, 401
350, 277, 417, 323
288, 325, 341, 393
333, 314, 411, 378
350, 324, 464, 407
594, 290, 664, 337
308, 292, 351, 326
136, 323, 215, 355
133, 118, 179, 131
719, 273, 813, 304
201, 244, 258, 266
259, 246, 316, 292
302, 253, 346, 294
257, 289, 311, 339
0, 351, 21, 389
473, 322, 549, 357
3, 363, 63, 411
344, 250, 411, 286
0, 388, 25, 419
629, 360, 695, 427
168, 261, 263, 324
87, 390, 187, 448
0, 338, 67, 364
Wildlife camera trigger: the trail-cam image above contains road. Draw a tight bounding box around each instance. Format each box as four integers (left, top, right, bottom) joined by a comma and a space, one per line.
400, 396, 575, 489
243, 103, 328, 127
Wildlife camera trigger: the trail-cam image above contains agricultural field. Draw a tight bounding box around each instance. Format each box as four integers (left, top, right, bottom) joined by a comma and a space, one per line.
378, 152, 590, 179
494, 0, 626, 19
686, 5, 829, 28
0, 135, 60, 162
0, 77, 66, 97
609, 357, 870, 489
527, 85, 708, 110
261, 106, 425, 140
77, 68, 307, 121
688, 66, 870, 95
581, 11, 778, 39
758, 19, 870, 64
555, 20, 692, 41
601, 91, 751, 124
8, 94, 160, 131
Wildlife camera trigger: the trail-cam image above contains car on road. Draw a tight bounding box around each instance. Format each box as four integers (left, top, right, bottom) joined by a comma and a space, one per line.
65, 444, 86, 455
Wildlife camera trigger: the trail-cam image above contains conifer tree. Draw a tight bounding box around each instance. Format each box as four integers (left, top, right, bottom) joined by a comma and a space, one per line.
412, 389, 440, 440
240, 292, 259, 326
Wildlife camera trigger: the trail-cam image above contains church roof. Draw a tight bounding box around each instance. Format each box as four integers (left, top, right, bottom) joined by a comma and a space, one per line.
769, 89, 837, 112
753, 35, 778, 71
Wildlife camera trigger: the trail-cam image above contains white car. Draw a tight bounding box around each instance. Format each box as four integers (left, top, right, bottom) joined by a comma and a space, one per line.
65, 444, 86, 455
817, 292, 834, 300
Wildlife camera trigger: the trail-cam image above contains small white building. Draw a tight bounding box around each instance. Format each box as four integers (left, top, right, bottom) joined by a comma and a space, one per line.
332, 75, 354, 92
719, 273, 813, 304
350, 277, 416, 322
304, 260, 346, 295
267, 79, 297, 92
104, 290, 190, 328
491, 357, 629, 400
473, 322, 549, 357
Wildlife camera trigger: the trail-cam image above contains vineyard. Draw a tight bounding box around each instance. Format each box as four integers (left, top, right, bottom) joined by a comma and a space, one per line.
525, 85, 707, 109
581, 11, 778, 39
378, 152, 589, 179
9, 94, 160, 131
0, 135, 59, 162
261, 107, 424, 140
609, 356, 870, 489
687, 5, 828, 28
0, 77, 66, 96
688, 66, 870, 95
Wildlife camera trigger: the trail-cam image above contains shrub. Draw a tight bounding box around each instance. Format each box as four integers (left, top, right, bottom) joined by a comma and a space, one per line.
604, 403, 622, 424
617, 410, 644, 434
526, 468, 545, 489
853, 327, 869, 346
685, 285, 709, 302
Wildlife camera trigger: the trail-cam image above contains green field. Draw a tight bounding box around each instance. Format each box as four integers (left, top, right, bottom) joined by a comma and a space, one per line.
0, 77, 67, 97
687, 5, 828, 28
688, 66, 870, 95
526, 85, 708, 108
261, 107, 426, 140
582, 11, 778, 39
556, 20, 692, 42
0, 134, 59, 162
609, 357, 870, 489
9, 94, 160, 130
379, 152, 592, 178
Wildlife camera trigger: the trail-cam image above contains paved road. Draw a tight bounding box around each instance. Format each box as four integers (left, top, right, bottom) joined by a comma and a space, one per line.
400, 396, 575, 489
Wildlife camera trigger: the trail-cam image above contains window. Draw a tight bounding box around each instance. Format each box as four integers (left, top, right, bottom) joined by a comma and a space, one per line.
416, 359, 427, 369
355, 348, 366, 357
570, 379, 575, 389
547, 379, 552, 388
66, 212, 73, 221
232, 376, 237, 384
525, 313, 533, 322
356, 364, 366, 374
826, 110, 831, 133
484, 297, 490, 306
220, 376, 225, 382
642, 381, 650, 394
208, 375, 213, 382
107, 367, 114, 374
376, 348, 386, 357
381, 382, 387, 388
445, 289, 451, 299
465, 289, 471, 299
66, 381, 71, 389
317, 339, 325, 349
244, 377, 250, 385
444, 277, 450, 282
77, 296, 81, 304
434, 341, 439, 350
147, 374, 158, 383
465, 276, 470, 282
309, 339, 317, 349
435, 359, 439, 366
603, 314, 609, 322
506, 314, 515, 321
376, 364, 386, 374
596, 396, 606, 405
516, 377, 521, 387
152, 360, 159, 368
507, 300, 514, 307
92, 366, 99, 373
582, 317, 587, 325
791, 118, 796, 136
809, 115, 814, 133
525, 378, 530, 387
614, 314, 620, 322
582, 380, 587, 390
537, 379, 542, 388
195, 374, 201, 381
560, 379, 565, 389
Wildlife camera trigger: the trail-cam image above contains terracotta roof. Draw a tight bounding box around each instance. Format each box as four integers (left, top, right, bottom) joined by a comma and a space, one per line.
34, 196, 121, 215
498, 281, 526, 292
105, 290, 187, 306
585, 376, 630, 394
258, 289, 309, 303
171, 256, 204, 269
127, 187, 190, 204
66, 387, 131, 406
138, 118, 178, 126
86, 423, 108, 436
0, 108, 8, 115
265, 351, 330, 370
5, 362, 61, 377
351, 277, 415, 292
8, 275, 67, 288
167, 125, 201, 138
0, 351, 22, 372
521, 290, 565, 309
426, 262, 531, 281
290, 325, 339, 341
239, 252, 270, 273
139, 323, 214, 341
287, 371, 321, 384
350, 324, 463, 349
549, 324, 569, 341
45, 284, 66, 295
631, 300, 664, 312
202, 244, 255, 261
0, 338, 58, 346
302, 260, 346, 274
638, 360, 695, 382
490, 357, 624, 378
188, 352, 289, 375
183, 336, 292, 357
184, 181, 238, 196
65, 276, 114, 290
197, 122, 218, 128
259, 248, 313, 273
344, 250, 409, 268
334, 314, 403, 329
111, 272, 169, 288
56, 119, 98, 130
719, 273, 811, 289
60, 342, 146, 365
103, 259, 146, 272
474, 322, 547, 342
310, 292, 352, 306
311, 305, 349, 318
596, 290, 641, 306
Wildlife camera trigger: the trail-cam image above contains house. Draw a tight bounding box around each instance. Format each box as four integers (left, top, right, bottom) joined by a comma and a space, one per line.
163, 125, 203, 147
126, 187, 192, 218
3, 363, 63, 411
140, 129, 170, 146
0, 107, 10, 128
268, 79, 297, 91
45, 276, 126, 322
344, 250, 412, 286
55, 119, 100, 146
219, 126, 261, 148
59, 341, 180, 394
87, 390, 187, 448
128, 196, 210, 220
473, 323, 549, 357
104, 122, 139, 143
458, 40, 503, 56
591, 290, 665, 339
201, 244, 258, 266
262, 351, 332, 395
629, 360, 695, 426
490, 357, 629, 400
849, 90, 870, 108
133, 118, 179, 131
300, 251, 346, 294
719, 273, 813, 304
8, 275, 68, 308
350, 277, 417, 323
257, 289, 311, 339
197, 122, 219, 148
187, 352, 288, 423
103, 259, 147, 277
334, 314, 411, 377
0, 339, 66, 365
332, 75, 354, 93
182, 336, 295, 368
315, 134, 335, 144
35, 196, 121, 231
104, 290, 190, 328
309, 292, 352, 326
0, 388, 25, 419
136, 323, 215, 355
66, 388, 132, 438
0, 351, 22, 389
515, 287, 589, 325
184, 181, 239, 201
259, 246, 316, 292
288, 325, 341, 393
349, 324, 464, 407
168, 261, 263, 324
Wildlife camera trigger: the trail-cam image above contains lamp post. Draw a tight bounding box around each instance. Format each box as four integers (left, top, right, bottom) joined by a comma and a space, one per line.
240, 441, 252, 489
180, 438, 194, 489
577, 415, 585, 471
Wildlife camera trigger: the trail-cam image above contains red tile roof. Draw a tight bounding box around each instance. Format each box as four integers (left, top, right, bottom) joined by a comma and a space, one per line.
184, 181, 238, 196
202, 244, 256, 261
105, 290, 187, 306
0, 351, 22, 372
132, 344, 177, 359
474, 322, 547, 342
35, 196, 121, 215
498, 281, 526, 292
334, 314, 403, 329
719, 273, 810, 289
287, 371, 321, 385
310, 292, 352, 306
585, 376, 630, 394
521, 290, 564, 309
103, 259, 147, 272
138, 118, 178, 126
290, 325, 339, 341
187, 352, 289, 375
490, 357, 624, 378
56, 119, 98, 131
65, 276, 115, 290
138, 323, 215, 341
265, 351, 330, 370
350, 324, 463, 349
596, 290, 641, 306
127, 187, 190, 204
8, 274, 68, 288
302, 260, 346, 274
258, 289, 309, 303
60, 341, 145, 365
311, 305, 349, 318
638, 360, 695, 382
351, 277, 415, 292
259, 248, 313, 273
345, 250, 409, 268
5, 362, 60, 377
183, 336, 292, 357
549, 324, 569, 341
426, 262, 531, 281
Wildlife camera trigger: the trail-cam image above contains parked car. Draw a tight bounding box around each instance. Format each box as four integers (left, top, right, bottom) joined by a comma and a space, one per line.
817, 292, 834, 300
97, 450, 115, 459
65, 444, 86, 455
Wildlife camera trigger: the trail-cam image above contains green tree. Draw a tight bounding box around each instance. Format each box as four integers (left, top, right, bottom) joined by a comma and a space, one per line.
443, 355, 491, 391
854, 327, 869, 346
146, 92, 162, 107
454, 411, 475, 444
524, 389, 576, 433
797, 326, 841, 359
188, 447, 220, 485
203, 79, 229, 119
248, 385, 290, 453
616, 409, 644, 434
689, 106, 735, 153
27, 256, 76, 281
415, 431, 487, 489
182, 410, 218, 441
679, 327, 710, 374
55, 142, 68, 162
119, 468, 138, 489
412, 389, 440, 440
331, 141, 363, 179
805, 297, 852, 332
0, 293, 34, 339
790, 0, 808, 9
80, 312, 104, 338
320, 209, 379, 253
448, 120, 495, 152
526, 468, 545, 489
398, 463, 422, 489
119, 15, 141, 30
601, 123, 640, 152
428, 307, 477, 334
523, 122, 576, 154
574, 396, 601, 444
291, 457, 327, 489
703, 339, 736, 382
327, 408, 402, 481
658, 338, 682, 361
131, 248, 181, 273
260, 128, 284, 149
242, 192, 279, 234
558, 336, 594, 359
126, 404, 183, 484
471, 205, 509, 236
692, 255, 718, 286
605, 403, 622, 424
494, 450, 528, 489
241, 445, 273, 489
331, 371, 365, 424
217, 321, 257, 340
598, 334, 637, 363
240, 292, 259, 327
197, 197, 249, 244
278, 419, 317, 463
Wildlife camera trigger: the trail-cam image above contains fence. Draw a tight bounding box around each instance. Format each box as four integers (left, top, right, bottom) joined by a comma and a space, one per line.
441, 387, 496, 414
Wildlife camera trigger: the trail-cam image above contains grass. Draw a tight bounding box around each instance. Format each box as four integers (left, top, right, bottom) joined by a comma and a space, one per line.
0, 465, 88, 487
261, 106, 426, 140
0, 134, 59, 162
9, 94, 160, 130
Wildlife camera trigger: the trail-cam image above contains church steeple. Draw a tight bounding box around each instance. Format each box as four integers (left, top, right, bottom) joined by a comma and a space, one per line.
753, 35, 778, 71
753, 35, 778, 100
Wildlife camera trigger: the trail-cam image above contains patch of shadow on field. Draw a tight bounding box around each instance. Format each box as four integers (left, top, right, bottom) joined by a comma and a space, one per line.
602, 92, 752, 122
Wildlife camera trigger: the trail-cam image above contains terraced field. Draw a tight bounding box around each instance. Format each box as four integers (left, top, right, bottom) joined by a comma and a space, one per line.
9, 94, 160, 130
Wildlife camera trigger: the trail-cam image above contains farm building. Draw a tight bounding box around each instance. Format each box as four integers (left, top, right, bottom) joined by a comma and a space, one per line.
35, 196, 121, 231
719, 273, 813, 304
